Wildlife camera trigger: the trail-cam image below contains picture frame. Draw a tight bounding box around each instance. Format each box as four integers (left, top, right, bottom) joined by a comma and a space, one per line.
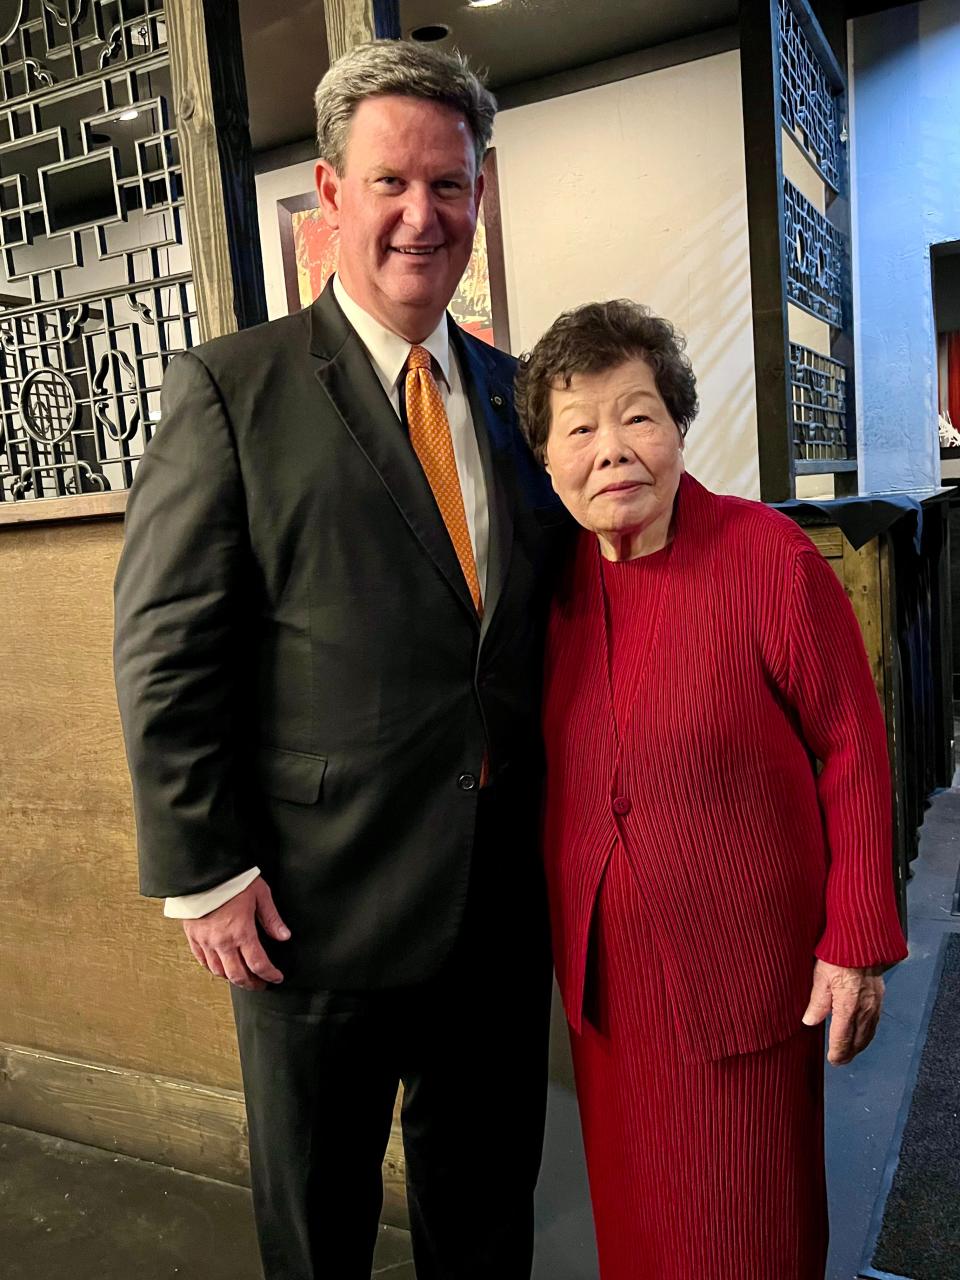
275, 150, 511, 351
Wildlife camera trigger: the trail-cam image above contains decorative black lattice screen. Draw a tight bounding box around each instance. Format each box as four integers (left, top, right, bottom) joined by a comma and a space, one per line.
789, 341, 848, 460
783, 177, 845, 328
778, 0, 842, 192
0, 0, 195, 507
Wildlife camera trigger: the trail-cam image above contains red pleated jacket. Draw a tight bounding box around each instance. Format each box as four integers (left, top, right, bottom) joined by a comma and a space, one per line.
542, 473, 908, 1061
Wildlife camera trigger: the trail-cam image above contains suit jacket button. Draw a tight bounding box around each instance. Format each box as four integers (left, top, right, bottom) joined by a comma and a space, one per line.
491, 394, 504, 408
612, 795, 631, 816
458, 772, 479, 791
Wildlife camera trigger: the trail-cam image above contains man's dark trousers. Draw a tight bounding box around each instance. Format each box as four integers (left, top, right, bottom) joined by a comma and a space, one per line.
232, 782, 552, 1280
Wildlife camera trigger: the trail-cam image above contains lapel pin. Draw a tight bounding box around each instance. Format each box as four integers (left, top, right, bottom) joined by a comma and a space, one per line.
491, 393, 504, 408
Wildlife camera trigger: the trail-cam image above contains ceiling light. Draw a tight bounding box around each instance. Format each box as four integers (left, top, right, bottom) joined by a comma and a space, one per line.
468, 0, 502, 7
410, 23, 450, 41
118, 109, 139, 122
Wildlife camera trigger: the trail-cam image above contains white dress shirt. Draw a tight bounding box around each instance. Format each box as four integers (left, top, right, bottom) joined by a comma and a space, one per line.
164, 275, 490, 919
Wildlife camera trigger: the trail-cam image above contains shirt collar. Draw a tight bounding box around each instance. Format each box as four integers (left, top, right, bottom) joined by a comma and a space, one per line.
332, 274, 452, 390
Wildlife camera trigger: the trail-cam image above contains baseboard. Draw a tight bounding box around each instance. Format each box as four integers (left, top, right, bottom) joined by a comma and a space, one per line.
0, 1042, 408, 1227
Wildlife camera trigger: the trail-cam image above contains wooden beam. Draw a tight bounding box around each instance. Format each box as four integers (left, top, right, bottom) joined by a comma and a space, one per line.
0, 1042, 410, 1228
740, 0, 795, 503
324, 0, 401, 63
167, 0, 266, 340
0, 492, 127, 526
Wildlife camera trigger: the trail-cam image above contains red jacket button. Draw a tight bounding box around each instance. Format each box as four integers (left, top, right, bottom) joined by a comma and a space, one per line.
612, 796, 631, 816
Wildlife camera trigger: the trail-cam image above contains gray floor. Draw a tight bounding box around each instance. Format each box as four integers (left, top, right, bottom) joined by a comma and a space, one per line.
0, 1123, 414, 1279
2, 793, 957, 1280
823, 787, 960, 1279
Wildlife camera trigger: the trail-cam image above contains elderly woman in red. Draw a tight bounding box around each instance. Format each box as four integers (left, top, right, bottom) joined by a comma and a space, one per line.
515, 300, 907, 1280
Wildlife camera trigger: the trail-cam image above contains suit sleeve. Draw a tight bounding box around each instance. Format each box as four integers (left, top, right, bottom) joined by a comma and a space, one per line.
114, 351, 255, 897
784, 546, 907, 969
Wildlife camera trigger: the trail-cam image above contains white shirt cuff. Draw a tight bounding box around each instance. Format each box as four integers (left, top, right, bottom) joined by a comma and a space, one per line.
163, 867, 262, 919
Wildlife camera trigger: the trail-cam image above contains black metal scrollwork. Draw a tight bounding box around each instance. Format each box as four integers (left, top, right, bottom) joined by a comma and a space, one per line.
0, 0, 196, 506
778, 0, 843, 191
783, 178, 845, 328
790, 341, 850, 461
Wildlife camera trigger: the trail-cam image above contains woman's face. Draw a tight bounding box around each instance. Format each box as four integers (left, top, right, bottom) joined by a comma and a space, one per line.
544, 358, 685, 553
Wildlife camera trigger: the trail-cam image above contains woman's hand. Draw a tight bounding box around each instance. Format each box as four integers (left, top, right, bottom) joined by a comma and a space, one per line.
801, 959, 885, 1065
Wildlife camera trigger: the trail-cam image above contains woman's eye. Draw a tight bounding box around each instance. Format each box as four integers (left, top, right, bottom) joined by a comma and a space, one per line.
629, 415, 650, 425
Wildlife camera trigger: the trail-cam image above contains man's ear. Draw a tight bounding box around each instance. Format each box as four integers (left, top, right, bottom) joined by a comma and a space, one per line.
474, 168, 485, 216
315, 160, 342, 229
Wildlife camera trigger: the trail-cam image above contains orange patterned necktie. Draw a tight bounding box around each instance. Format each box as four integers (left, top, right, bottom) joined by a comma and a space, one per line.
405, 345, 483, 615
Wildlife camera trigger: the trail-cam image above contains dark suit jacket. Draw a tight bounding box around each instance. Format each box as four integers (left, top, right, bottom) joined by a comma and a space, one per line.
114, 281, 565, 988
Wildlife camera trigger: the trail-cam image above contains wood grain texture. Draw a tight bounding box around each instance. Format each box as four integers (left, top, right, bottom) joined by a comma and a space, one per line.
0, 518, 409, 1209
198, 0, 267, 331
0, 493, 127, 526
0, 1043, 409, 1223
841, 534, 886, 705
0, 1043, 249, 1182
806, 525, 905, 924
0, 522, 239, 1090
167, 0, 238, 341
324, 0, 376, 63
805, 526, 844, 559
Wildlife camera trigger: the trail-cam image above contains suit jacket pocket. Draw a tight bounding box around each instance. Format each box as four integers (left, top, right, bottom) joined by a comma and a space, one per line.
257, 746, 327, 804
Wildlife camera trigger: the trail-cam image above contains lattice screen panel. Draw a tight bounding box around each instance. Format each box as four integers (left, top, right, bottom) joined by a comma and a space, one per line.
778, 0, 842, 191
783, 178, 845, 328
790, 341, 848, 461
0, 0, 194, 510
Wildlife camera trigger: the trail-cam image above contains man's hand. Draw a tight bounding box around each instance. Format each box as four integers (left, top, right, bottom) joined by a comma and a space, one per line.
802, 958, 885, 1065
183, 877, 291, 991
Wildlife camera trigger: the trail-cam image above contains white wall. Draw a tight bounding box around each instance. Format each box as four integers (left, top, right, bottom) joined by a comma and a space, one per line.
256, 158, 318, 321
493, 51, 759, 498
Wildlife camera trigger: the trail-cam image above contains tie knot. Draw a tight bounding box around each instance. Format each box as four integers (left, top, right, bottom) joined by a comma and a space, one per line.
406, 345, 432, 374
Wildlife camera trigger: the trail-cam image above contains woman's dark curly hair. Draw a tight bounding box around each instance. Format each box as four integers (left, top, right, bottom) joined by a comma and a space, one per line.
514, 299, 699, 464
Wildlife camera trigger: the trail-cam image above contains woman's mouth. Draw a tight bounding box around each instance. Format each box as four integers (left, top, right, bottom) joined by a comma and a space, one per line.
596, 480, 644, 497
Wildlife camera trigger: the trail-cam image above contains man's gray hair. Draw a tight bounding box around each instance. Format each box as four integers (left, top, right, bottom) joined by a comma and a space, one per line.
314, 39, 497, 175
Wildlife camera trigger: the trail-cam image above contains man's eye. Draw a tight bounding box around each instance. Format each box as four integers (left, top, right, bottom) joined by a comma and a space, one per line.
570, 426, 591, 436
377, 176, 401, 187
629, 415, 650, 425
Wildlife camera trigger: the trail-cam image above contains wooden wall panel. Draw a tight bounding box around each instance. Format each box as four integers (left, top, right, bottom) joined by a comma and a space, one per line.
0, 522, 240, 1091
0, 520, 409, 1211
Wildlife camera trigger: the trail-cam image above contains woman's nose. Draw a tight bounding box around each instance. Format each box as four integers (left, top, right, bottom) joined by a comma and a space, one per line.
596, 427, 634, 466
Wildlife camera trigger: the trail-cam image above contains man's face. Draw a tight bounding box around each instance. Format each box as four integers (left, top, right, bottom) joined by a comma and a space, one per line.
316, 95, 483, 341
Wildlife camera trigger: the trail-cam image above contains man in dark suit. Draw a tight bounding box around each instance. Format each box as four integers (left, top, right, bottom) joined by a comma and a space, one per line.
114, 39, 563, 1280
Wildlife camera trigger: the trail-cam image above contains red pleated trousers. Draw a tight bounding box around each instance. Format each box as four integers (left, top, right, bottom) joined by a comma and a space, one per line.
570, 846, 829, 1280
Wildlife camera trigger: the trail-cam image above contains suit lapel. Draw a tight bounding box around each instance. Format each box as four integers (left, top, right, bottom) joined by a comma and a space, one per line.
449, 322, 515, 641
310, 284, 477, 621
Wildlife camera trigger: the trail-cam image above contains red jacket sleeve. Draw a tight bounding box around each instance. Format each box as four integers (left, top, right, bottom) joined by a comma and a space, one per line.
784, 546, 907, 969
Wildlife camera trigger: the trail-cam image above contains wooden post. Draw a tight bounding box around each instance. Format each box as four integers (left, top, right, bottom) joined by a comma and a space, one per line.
324, 0, 402, 63
739, 0, 795, 503
167, 0, 267, 340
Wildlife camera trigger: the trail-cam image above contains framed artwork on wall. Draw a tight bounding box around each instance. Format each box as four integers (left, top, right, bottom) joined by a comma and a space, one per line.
275, 150, 511, 351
